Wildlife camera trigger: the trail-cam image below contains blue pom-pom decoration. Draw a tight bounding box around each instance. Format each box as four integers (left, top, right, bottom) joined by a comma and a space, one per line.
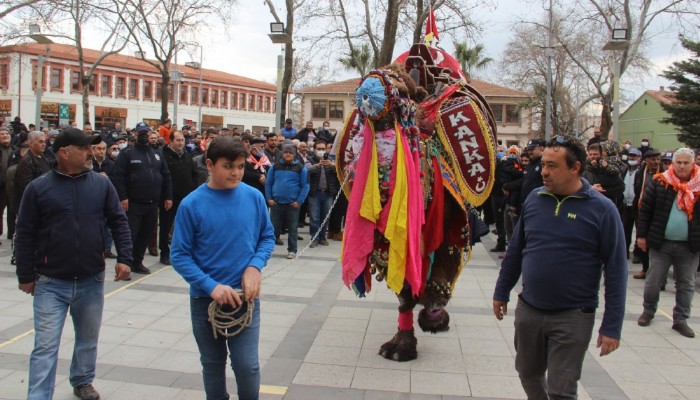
356, 77, 388, 119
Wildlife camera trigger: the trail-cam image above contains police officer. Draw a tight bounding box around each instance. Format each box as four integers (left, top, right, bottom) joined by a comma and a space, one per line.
112, 122, 173, 274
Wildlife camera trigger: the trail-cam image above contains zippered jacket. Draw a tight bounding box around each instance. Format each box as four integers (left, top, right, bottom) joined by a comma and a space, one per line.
493, 178, 627, 339
112, 144, 172, 204
637, 177, 700, 252
15, 170, 133, 283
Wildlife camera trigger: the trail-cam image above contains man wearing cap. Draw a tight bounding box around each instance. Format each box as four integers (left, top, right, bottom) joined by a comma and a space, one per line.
113, 122, 173, 274
265, 143, 309, 259
278, 118, 297, 140
632, 149, 663, 279
661, 151, 673, 170
636, 148, 700, 338
638, 138, 652, 157
15, 128, 132, 400
243, 135, 270, 195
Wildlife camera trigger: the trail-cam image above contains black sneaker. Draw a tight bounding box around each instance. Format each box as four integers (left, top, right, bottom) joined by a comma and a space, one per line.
105, 251, 117, 259
160, 256, 171, 265
73, 383, 100, 400
275, 238, 284, 246
638, 312, 654, 327
131, 264, 151, 275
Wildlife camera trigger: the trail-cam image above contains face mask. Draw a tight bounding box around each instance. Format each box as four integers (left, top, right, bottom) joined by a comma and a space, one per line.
628, 160, 639, 166
49, 139, 55, 145
111, 150, 119, 158
186, 143, 195, 151
621, 155, 628, 161
118, 142, 127, 150
316, 150, 326, 158
624, 144, 631, 149
112, 133, 118, 139
641, 141, 649, 147
137, 134, 149, 145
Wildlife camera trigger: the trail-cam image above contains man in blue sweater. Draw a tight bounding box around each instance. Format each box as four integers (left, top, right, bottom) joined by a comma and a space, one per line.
171, 137, 275, 400
265, 143, 309, 259
493, 135, 627, 400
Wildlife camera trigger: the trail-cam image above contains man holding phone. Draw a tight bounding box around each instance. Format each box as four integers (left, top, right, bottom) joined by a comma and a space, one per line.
307, 140, 339, 247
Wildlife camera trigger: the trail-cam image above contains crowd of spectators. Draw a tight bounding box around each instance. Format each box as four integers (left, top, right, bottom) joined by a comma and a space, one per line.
0, 116, 349, 270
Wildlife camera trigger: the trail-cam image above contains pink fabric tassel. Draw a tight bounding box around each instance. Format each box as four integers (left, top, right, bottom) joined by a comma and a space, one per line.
404, 136, 425, 296
342, 123, 378, 288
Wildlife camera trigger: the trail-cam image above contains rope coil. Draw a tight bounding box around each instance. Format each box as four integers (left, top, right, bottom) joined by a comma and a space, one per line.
207, 290, 254, 339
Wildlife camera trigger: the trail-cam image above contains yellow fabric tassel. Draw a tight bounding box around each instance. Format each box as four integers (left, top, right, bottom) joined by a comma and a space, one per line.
384, 126, 409, 293
359, 123, 382, 223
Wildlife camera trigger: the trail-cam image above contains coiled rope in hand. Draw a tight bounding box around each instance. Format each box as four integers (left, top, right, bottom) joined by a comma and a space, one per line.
207, 290, 254, 339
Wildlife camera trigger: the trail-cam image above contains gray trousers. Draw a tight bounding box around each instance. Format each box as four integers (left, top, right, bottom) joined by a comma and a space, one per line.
644, 240, 699, 324
514, 299, 595, 400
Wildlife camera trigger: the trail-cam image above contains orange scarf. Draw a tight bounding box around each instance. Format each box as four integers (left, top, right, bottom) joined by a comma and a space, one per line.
655, 164, 700, 220
247, 153, 270, 172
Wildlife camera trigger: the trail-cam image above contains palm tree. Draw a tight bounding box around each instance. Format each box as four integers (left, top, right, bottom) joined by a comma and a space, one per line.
454, 42, 494, 78
338, 44, 374, 76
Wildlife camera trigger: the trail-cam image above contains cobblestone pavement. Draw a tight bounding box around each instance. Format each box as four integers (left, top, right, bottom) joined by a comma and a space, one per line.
1, 230, 700, 399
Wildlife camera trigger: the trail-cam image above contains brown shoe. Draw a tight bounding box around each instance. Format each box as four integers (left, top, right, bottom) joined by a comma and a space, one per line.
638, 312, 654, 327
73, 384, 100, 400
672, 323, 695, 338
633, 271, 646, 279
148, 248, 159, 257
319, 239, 329, 246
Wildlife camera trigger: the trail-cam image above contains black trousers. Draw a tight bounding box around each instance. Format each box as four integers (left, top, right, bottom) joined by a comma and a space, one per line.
159, 203, 178, 258
491, 194, 506, 245
329, 191, 348, 233
127, 202, 159, 266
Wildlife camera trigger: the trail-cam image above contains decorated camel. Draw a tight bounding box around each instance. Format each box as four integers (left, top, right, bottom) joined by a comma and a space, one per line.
335, 40, 498, 361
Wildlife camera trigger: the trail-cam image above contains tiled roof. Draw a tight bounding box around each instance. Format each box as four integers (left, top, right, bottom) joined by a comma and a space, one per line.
0, 43, 276, 91
297, 77, 532, 98
645, 88, 677, 105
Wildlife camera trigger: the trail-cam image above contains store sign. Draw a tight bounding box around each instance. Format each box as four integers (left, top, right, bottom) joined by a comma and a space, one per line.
59, 103, 70, 125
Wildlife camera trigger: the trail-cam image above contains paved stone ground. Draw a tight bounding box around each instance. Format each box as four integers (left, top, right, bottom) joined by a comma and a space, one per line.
1, 229, 700, 399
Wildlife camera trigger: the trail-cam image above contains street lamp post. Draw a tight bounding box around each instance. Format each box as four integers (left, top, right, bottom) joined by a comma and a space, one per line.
544, 0, 553, 141
269, 22, 291, 130
603, 28, 629, 142
173, 43, 179, 126
29, 24, 53, 130
185, 45, 203, 131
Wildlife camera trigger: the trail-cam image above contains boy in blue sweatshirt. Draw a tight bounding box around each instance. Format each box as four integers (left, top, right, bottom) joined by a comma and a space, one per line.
265, 143, 309, 259
171, 137, 275, 400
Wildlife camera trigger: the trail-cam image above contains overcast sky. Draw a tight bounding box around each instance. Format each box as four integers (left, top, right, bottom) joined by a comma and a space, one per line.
86, 1, 693, 109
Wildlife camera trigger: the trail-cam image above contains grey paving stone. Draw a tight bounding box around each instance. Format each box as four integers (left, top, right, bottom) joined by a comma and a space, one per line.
284, 384, 364, 400
292, 363, 355, 388
261, 357, 302, 386
410, 371, 470, 396
468, 374, 526, 398
351, 366, 410, 392
100, 365, 183, 387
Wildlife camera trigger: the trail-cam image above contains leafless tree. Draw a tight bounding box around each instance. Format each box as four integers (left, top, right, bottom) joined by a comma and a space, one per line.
555, 0, 699, 135
264, 0, 304, 128
115, 0, 236, 122
295, 0, 486, 72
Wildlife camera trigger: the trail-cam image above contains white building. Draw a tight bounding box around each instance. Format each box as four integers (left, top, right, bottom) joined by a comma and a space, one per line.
297, 78, 533, 148
0, 43, 277, 133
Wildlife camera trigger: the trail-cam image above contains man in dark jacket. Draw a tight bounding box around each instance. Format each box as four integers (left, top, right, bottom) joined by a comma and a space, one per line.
15, 128, 132, 400
636, 148, 700, 338
493, 135, 626, 399
306, 140, 339, 247
294, 121, 316, 144
631, 149, 663, 279
582, 143, 625, 211
242, 136, 270, 195
502, 139, 544, 224
0, 126, 15, 242
113, 122, 173, 274
159, 131, 196, 265
14, 131, 52, 215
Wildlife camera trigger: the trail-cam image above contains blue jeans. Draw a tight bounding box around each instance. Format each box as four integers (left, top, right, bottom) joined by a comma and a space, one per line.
308, 191, 333, 242
270, 204, 299, 253
28, 271, 105, 400
191, 297, 261, 400
644, 240, 699, 323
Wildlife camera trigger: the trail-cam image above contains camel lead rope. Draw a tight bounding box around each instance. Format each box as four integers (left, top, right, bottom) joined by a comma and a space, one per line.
207, 290, 254, 338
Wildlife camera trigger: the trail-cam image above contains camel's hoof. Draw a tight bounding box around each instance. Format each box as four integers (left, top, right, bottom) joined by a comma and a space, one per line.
379, 329, 417, 362
418, 308, 450, 333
